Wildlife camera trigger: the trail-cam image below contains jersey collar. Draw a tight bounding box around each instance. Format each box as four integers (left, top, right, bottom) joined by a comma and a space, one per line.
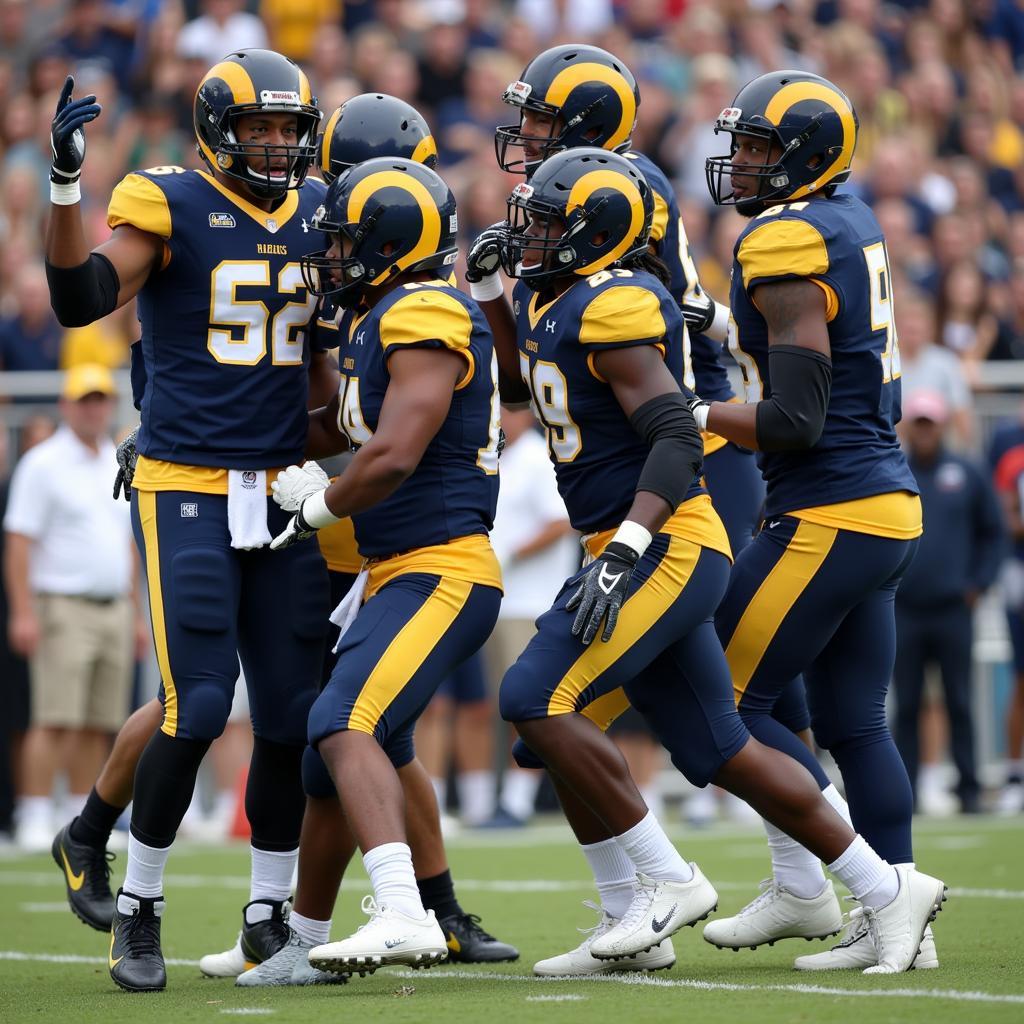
198, 171, 300, 233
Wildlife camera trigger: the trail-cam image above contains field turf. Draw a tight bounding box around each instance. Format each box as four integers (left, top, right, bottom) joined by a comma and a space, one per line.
1, 814, 1021, 1024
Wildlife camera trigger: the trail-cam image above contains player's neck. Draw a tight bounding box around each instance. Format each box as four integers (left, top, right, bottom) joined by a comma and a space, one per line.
214, 171, 283, 213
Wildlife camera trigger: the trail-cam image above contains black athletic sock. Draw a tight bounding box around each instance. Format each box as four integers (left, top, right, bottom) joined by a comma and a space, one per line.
69, 787, 125, 849
417, 869, 463, 920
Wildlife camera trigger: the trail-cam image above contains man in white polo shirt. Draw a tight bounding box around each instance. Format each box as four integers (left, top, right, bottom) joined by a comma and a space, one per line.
4, 364, 138, 851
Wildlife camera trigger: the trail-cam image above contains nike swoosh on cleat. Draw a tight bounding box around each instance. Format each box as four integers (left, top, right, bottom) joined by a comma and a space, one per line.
60, 846, 85, 892
446, 934, 461, 954
384, 938, 407, 949
651, 905, 678, 934
109, 932, 123, 970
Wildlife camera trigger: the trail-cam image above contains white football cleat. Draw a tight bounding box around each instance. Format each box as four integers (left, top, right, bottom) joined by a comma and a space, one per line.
862, 866, 946, 974
794, 905, 939, 971
703, 879, 842, 950
590, 867, 718, 960
199, 932, 252, 978
533, 901, 675, 977
235, 929, 349, 987
308, 895, 448, 976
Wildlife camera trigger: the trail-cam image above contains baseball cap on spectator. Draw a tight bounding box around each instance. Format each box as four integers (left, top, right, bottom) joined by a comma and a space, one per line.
903, 389, 949, 424
62, 363, 116, 401
421, 0, 465, 25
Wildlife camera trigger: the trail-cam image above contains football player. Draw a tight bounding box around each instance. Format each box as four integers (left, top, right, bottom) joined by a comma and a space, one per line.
44, 49, 334, 992
268, 157, 503, 975
693, 70, 943, 969
485, 147, 942, 975
473, 44, 816, 973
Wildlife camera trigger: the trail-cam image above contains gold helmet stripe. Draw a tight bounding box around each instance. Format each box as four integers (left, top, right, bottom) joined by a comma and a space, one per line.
321, 106, 342, 174
567, 169, 644, 275
411, 134, 438, 166
763, 82, 856, 199
198, 60, 257, 106
545, 62, 636, 152
297, 67, 313, 106
347, 170, 441, 285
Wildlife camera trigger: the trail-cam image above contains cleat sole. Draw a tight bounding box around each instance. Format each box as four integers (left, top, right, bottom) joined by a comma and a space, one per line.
707, 928, 841, 952
593, 902, 718, 960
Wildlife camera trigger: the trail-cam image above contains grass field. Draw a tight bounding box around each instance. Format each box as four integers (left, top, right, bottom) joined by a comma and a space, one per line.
1, 814, 1022, 1024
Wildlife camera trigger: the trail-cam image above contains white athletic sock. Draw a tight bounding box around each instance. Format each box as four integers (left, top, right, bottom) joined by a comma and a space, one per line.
763, 816, 827, 899
250, 846, 297, 903
827, 834, 899, 910
18, 795, 53, 829
456, 770, 495, 825
363, 842, 425, 918
614, 810, 693, 883
124, 833, 171, 898
822, 783, 853, 826
500, 769, 540, 821
431, 777, 446, 813
582, 837, 637, 919
290, 910, 331, 946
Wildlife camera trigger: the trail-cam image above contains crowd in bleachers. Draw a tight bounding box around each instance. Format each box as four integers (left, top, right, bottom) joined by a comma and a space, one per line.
3, 0, 1024, 843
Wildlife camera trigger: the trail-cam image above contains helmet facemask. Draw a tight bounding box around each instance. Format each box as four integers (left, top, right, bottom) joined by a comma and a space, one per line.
300, 205, 384, 310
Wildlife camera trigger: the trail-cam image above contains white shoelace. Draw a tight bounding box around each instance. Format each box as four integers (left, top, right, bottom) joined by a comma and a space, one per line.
737, 879, 781, 917
354, 894, 384, 933
615, 881, 657, 933
575, 900, 614, 944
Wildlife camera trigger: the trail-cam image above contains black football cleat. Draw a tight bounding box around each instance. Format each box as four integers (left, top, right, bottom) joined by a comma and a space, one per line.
109, 889, 166, 992
239, 898, 292, 966
51, 822, 115, 931
439, 912, 520, 963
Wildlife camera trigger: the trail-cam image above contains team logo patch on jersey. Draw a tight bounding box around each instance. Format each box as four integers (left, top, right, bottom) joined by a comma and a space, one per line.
209, 212, 236, 228
241, 470, 258, 490
180, 502, 199, 518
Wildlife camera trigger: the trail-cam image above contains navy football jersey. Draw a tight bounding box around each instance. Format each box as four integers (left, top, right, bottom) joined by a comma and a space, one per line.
729, 194, 918, 519
335, 281, 500, 558
624, 151, 734, 405
513, 268, 707, 535
107, 167, 332, 471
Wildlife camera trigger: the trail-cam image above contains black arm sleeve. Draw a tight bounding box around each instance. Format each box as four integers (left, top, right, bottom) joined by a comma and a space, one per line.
629, 391, 704, 512
498, 365, 532, 406
44, 252, 121, 328
754, 344, 832, 452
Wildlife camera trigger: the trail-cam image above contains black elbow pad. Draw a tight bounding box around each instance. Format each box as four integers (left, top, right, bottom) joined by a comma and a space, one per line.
45, 253, 121, 328
629, 391, 704, 511
755, 345, 832, 452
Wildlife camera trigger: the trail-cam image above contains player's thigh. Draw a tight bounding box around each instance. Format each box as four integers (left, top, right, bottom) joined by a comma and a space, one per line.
771, 677, 811, 733
133, 490, 242, 740
30, 595, 91, 728
239, 504, 331, 746
500, 537, 727, 723
85, 598, 134, 733
702, 442, 765, 557
309, 572, 501, 752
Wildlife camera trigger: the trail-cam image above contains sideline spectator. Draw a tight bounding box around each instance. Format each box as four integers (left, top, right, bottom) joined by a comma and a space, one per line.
893, 391, 1004, 816
3, 365, 142, 851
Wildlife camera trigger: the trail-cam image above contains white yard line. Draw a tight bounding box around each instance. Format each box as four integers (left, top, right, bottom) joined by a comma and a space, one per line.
1, 951, 1021, 1005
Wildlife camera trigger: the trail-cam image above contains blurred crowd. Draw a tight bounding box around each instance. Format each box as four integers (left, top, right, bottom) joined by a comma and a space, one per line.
3, 0, 1024, 845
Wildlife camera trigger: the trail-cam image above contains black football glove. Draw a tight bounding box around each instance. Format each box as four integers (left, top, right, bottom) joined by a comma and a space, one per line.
681, 288, 715, 336
50, 76, 101, 185
566, 541, 640, 646
465, 221, 506, 283
113, 427, 139, 502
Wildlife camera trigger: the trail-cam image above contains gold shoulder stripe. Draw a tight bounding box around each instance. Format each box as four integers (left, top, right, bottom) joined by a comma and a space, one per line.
737, 219, 829, 290
379, 289, 473, 353
650, 188, 669, 244
579, 285, 666, 345
107, 173, 173, 239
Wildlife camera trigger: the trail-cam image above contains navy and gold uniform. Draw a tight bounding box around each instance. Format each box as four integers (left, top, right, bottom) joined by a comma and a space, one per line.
116, 166, 333, 745
499, 269, 748, 786
307, 281, 502, 764
714, 194, 921, 862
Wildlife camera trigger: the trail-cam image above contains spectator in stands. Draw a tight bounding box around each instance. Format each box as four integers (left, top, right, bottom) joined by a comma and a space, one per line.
176, 0, 268, 71
937, 259, 1001, 363
0, 263, 62, 372
893, 390, 1005, 816
3, 365, 142, 851
482, 408, 576, 826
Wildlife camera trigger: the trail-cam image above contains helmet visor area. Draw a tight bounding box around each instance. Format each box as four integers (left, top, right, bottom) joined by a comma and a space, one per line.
216, 105, 321, 196
500, 193, 576, 289
494, 90, 565, 174
704, 123, 789, 208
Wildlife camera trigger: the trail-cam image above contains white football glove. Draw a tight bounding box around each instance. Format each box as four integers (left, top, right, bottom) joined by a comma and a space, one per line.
271, 462, 331, 512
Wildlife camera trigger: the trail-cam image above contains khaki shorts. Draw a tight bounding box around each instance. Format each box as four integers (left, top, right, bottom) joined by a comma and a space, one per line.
482, 617, 539, 691
30, 594, 133, 731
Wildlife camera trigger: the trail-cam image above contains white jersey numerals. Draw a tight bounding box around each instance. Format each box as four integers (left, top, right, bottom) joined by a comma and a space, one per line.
520, 353, 582, 462
863, 242, 901, 383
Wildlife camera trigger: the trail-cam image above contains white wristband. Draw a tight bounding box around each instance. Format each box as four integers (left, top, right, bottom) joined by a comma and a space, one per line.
469, 273, 505, 302
301, 489, 342, 530
692, 402, 710, 432
611, 520, 653, 559
708, 301, 731, 343
50, 180, 82, 206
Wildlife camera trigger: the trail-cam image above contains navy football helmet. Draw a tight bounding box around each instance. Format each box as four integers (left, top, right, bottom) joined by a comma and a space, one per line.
300, 157, 458, 309
495, 44, 639, 176
194, 49, 321, 198
319, 93, 437, 183
705, 70, 858, 214
499, 148, 652, 292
